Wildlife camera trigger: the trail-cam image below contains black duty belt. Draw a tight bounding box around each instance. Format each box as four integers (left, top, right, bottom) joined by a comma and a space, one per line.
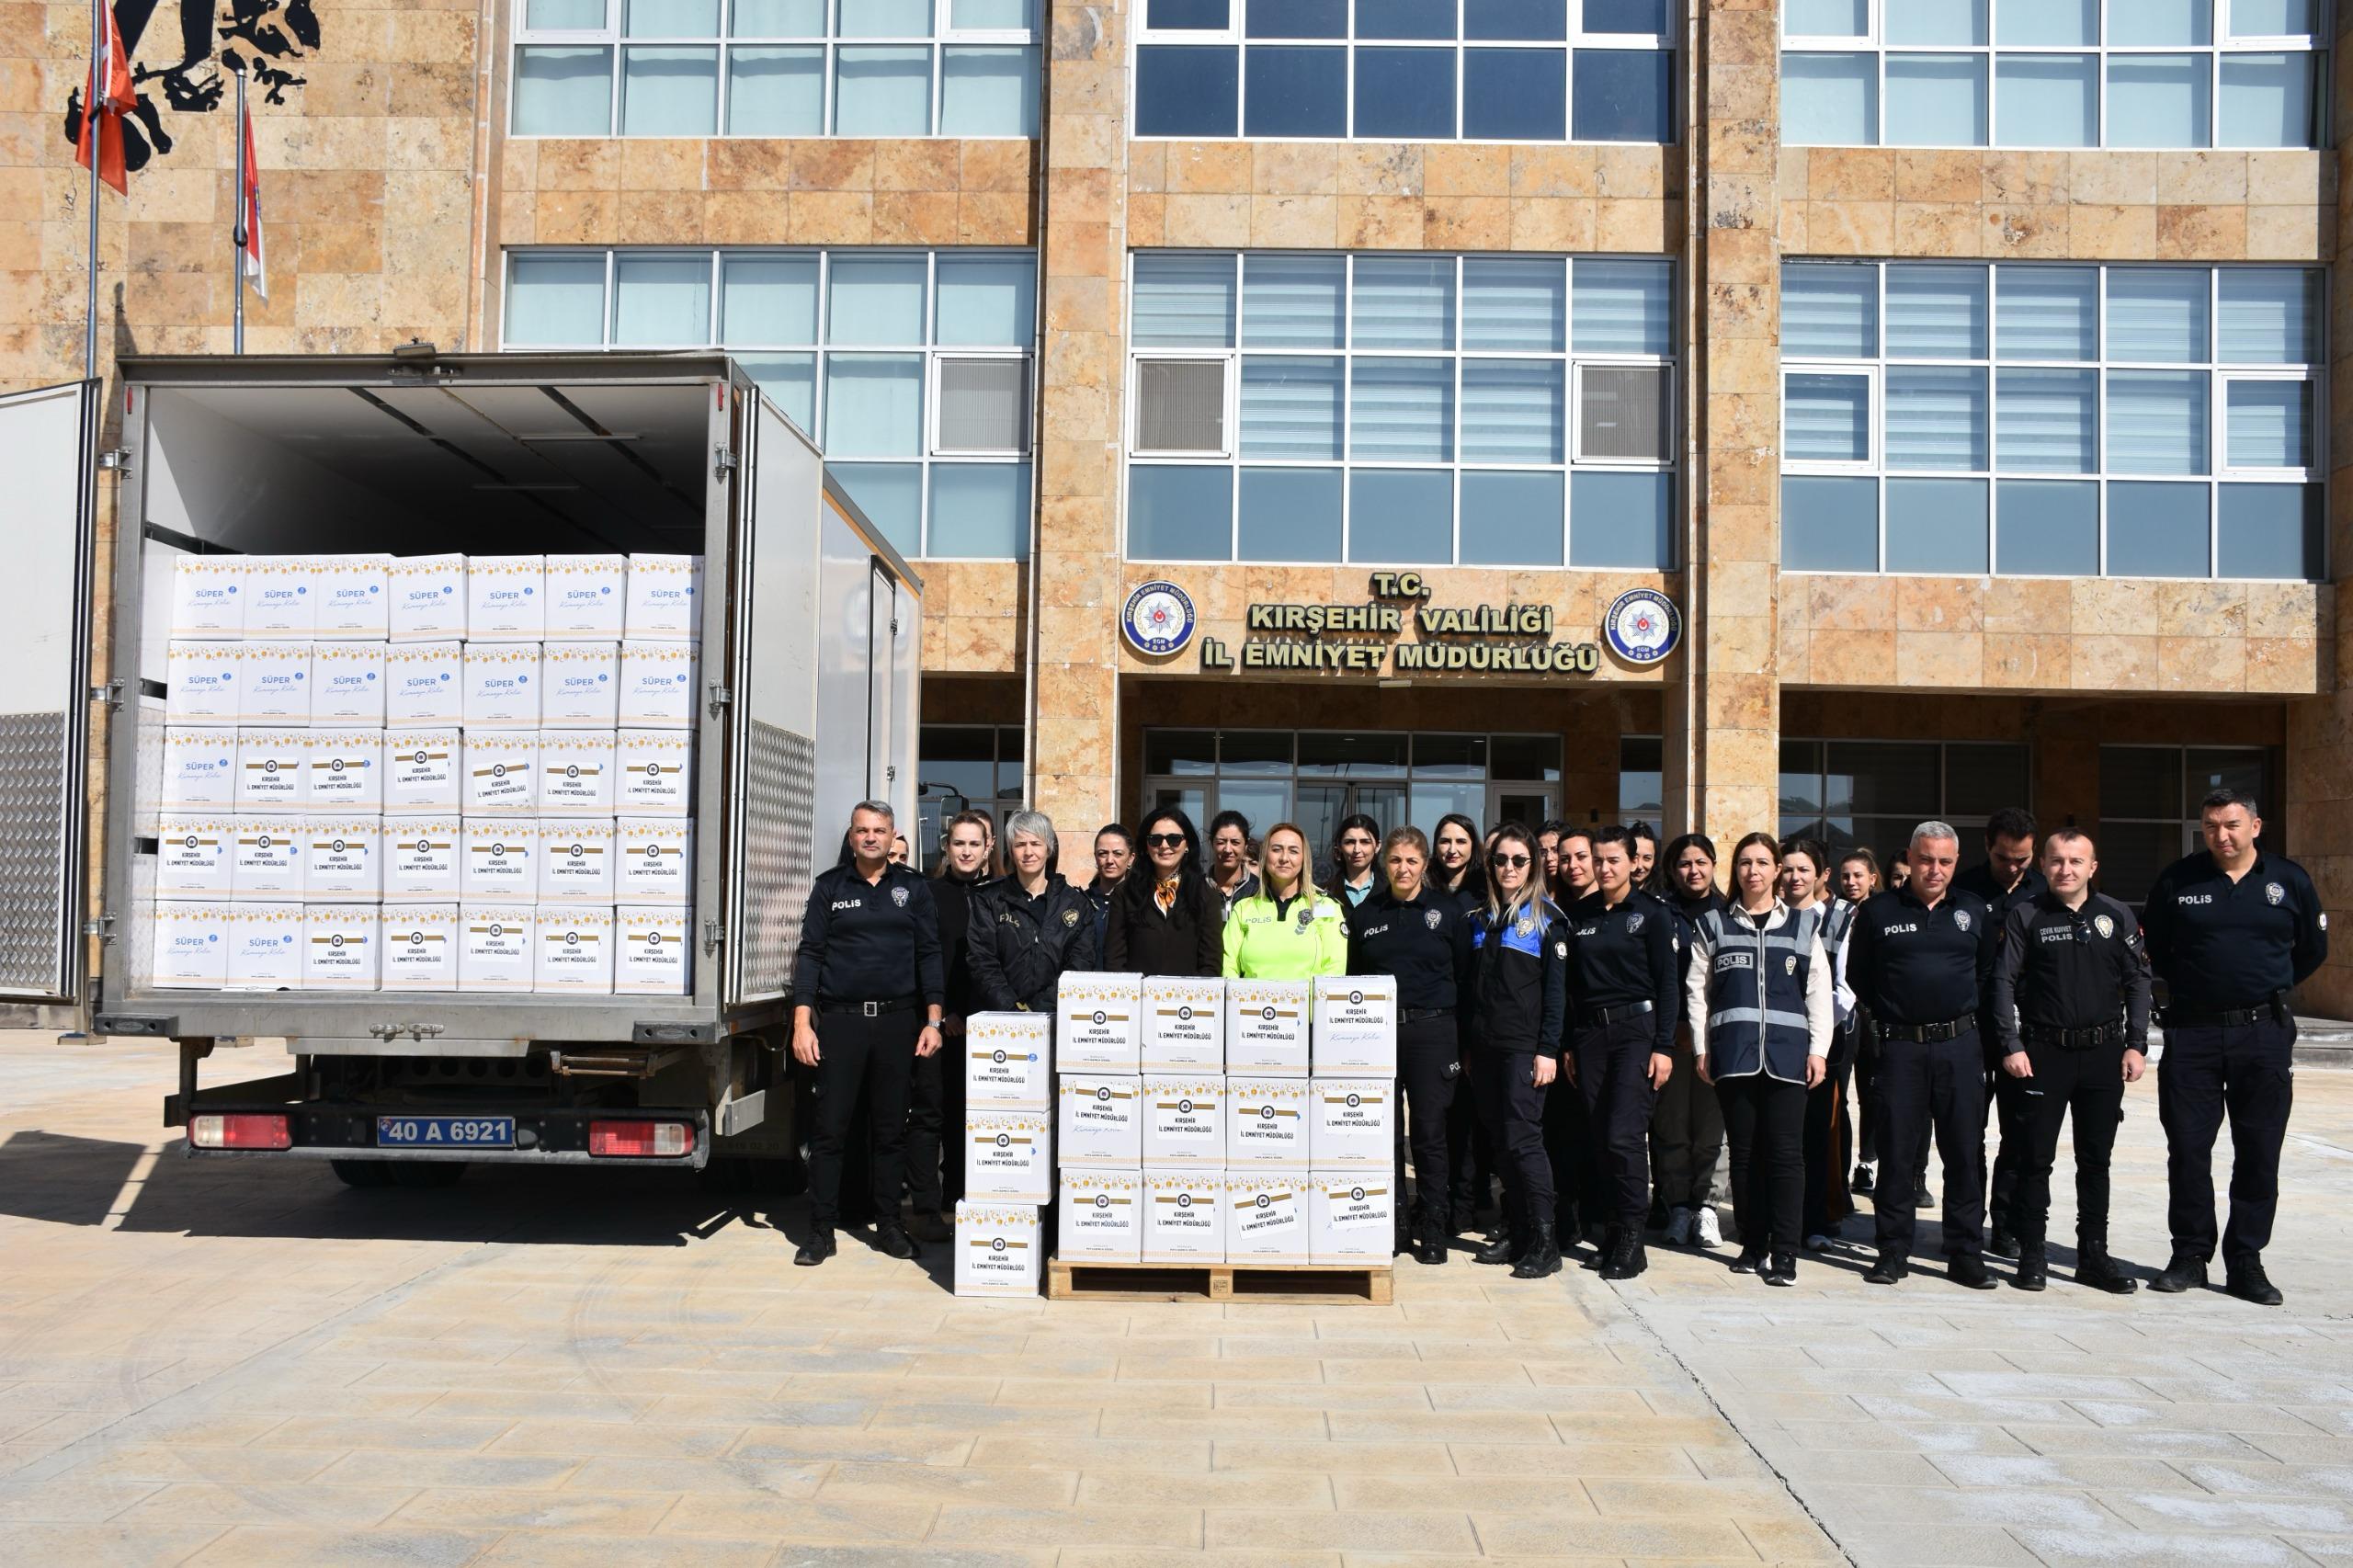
2020, 1022, 2124, 1050
2161, 1001, 2284, 1029
1403, 1006, 1452, 1023
818, 994, 920, 1017
1879, 1016, 1975, 1043
1583, 999, 1655, 1027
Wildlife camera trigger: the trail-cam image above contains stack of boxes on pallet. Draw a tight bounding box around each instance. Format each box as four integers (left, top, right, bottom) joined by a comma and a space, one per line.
1051, 972, 1401, 1273
153, 552, 700, 996
953, 1012, 1053, 1298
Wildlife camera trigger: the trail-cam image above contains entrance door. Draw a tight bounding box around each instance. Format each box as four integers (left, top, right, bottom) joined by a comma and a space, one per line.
1489, 786, 1557, 832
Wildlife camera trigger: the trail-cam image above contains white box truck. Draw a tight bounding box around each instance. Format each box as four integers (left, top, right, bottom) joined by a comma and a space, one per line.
0, 353, 921, 1188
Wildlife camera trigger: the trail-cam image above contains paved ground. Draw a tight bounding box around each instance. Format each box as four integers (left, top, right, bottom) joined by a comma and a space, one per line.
1, 1034, 2350, 1566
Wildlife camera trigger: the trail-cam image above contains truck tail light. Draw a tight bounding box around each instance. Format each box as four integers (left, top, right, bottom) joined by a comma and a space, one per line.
189, 1113, 292, 1150
589, 1119, 693, 1158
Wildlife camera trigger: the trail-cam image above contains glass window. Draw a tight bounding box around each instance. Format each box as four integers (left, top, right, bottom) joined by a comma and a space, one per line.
832, 462, 923, 558
1464, 49, 1568, 141
1136, 45, 1240, 135
1885, 53, 1986, 147
1571, 49, 1673, 142
1570, 470, 1671, 567
1994, 479, 2097, 574
827, 255, 927, 344
1245, 45, 1347, 137
1461, 472, 1564, 565
1129, 465, 1233, 559
1132, 252, 1671, 565
1238, 468, 1345, 561
1349, 470, 1453, 562
835, 44, 932, 132
612, 254, 711, 344
1782, 52, 1876, 144
824, 354, 925, 456
727, 47, 823, 133
1354, 48, 1456, 139
1780, 261, 2321, 581
1244, 255, 1347, 348
1781, 475, 1879, 571
1249, 0, 1347, 38
2105, 482, 2210, 575
1885, 477, 1988, 573
935, 255, 1036, 346
927, 463, 1031, 558
2217, 483, 2320, 579
506, 254, 608, 346
1470, 0, 1567, 39
937, 358, 1030, 452
1782, 3, 2310, 150
514, 46, 614, 135
941, 45, 1040, 134
620, 45, 717, 133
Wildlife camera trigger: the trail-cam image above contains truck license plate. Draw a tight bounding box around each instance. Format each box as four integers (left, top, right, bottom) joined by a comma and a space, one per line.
376, 1116, 514, 1150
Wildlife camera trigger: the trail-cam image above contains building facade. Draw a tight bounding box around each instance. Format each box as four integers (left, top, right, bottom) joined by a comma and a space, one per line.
6, 1, 2350, 1009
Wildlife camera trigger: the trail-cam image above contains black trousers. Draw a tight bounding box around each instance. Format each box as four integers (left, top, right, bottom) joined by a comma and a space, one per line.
1984, 1048, 2025, 1233
1541, 1061, 1593, 1231
2159, 1017, 2295, 1267
1997, 1040, 2127, 1251
1716, 1071, 1807, 1255
1853, 1027, 1882, 1165
1650, 1027, 1723, 1211
1448, 1086, 1493, 1221
1801, 1056, 1854, 1239
1394, 1013, 1461, 1233
1574, 1014, 1662, 1230
805, 1009, 923, 1233
1871, 1030, 1987, 1260
902, 1030, 967, 1213
1472, 1048, 1554, 1224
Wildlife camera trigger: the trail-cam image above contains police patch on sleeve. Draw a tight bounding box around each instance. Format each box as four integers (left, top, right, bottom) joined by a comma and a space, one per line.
1063, 908, 1080, 927
1553, 939, 1567, 959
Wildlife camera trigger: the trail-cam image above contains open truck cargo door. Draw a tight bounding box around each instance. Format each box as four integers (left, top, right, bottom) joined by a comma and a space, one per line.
0, 381, 100, 1011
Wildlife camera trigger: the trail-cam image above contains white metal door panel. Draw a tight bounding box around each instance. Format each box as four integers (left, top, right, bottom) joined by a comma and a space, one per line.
0, 381, 99, 1003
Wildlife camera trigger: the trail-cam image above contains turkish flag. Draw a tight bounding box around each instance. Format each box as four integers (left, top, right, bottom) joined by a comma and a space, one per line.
75, 5, 132, 196
239, 93, 267, 301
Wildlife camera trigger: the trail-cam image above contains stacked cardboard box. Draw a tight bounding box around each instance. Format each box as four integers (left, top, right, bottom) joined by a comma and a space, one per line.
1040, 971, 1401, 1268
153, 552, 701, 995
954, 1011, 1052, 1298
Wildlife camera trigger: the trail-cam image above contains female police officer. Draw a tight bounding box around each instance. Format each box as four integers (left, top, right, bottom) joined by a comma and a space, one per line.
966, 811, 1098, 1012
1348, 826, 1472, 1266
1223, 823, 1347, 980
1687, 833, 1833, 1286
1464, 823, 1570, 1279
789, 800, 945, 1267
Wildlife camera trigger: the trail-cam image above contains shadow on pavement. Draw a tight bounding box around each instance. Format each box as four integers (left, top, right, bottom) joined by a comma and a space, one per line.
0, 1130, 148, 1225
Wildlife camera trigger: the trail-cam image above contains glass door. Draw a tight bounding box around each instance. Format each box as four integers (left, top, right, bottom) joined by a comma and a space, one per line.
1489, 786, 1556, 833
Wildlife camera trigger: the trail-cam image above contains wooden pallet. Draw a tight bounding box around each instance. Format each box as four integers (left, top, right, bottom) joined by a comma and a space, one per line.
1046, 1257, 1392, 1304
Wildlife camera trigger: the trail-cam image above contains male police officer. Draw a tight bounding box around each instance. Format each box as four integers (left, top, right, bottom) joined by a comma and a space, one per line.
2142, 788, 2327, 1306
1956, 807, 2047, 1257
1842, 822, 1998, 1289
789, 801, 946, 1267
1565, 825, 1680, 1280
1989, 829, 2149, 1294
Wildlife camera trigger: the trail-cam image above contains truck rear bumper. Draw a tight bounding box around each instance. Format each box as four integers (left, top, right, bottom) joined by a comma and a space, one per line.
179, 1103, 713, 1169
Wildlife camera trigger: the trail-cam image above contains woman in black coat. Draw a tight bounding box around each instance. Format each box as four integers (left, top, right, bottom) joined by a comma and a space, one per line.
1103, 806, 1222, 977
967, 811, 1100, 1010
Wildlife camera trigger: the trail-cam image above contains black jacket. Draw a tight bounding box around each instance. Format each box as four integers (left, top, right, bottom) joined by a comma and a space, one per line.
790, 861, 945, 1006
1104, 872, 1223, 978
1991, 891, 2154, 1053
1464, 901, 1570, 1059
1346, 884, 1474, 1013
966, 874, 1101, 1012
929, 870, 995, 1022
2142, 849, 2327, 1010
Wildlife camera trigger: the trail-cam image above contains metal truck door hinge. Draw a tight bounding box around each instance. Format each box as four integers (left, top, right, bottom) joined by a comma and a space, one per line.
713, 445, 738, 479
82, 915, 115, 943
90, 678, 123, 710
702, 919, 724, 955
97, 448, 131, 472
707, 683, 733, 716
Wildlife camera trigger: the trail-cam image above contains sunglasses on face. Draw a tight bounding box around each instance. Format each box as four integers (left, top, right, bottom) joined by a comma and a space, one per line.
1145, 833, 1187, 848
1494, 854, 1531, 869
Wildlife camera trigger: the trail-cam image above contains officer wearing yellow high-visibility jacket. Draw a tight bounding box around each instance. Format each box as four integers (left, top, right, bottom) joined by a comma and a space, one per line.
1222, 823, 1348, 980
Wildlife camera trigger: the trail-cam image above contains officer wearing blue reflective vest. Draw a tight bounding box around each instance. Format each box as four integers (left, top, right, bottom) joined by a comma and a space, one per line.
1840, 820, 1999, 1290
2141, 788, 2327, 1306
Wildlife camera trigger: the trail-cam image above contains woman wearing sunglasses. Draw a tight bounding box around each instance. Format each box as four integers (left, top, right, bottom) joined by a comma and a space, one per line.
1104, 806, 1222, 978
1463, 823, 1570, 1279
1222, 823, 1347, 981
1687, 833, 1833, 1286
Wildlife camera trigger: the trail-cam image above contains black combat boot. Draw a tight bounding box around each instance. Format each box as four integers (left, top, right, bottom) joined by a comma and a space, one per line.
1863, 1251, 1908, 1286
2226, 1257, 2284, 1306
2075, 1242, 2139, 1294
1511, 1221, 1563, 1278
1949, 1253, 1997, 1290
793, 1228, 836, 1267
2011, 1244, 2047, 1291
1474, 1224, 1524, 1266
2149, 1253, 2208, 1293
1598, 1228, 1647, 1280
872, 1221, 918, 1260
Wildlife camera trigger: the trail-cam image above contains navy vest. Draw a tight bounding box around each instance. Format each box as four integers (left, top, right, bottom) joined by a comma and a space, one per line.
1698, 903, 1822, 1083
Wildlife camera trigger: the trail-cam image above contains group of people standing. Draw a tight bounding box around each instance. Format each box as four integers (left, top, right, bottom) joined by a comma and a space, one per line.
786, 789, 2325, 1307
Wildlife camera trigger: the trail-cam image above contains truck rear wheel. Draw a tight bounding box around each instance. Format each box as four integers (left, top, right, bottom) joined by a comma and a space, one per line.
331, 1159, 394, 1189
389, 1162, 467, 1189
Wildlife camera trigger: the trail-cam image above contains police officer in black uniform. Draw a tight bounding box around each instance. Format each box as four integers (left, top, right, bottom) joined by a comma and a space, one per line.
1464, 823, 1570, 1279
790, 801, 946, 1267
1989, 829, 2150, 1295
1955, 806, 2048, 1258
1564, 825, 1680, 1281
1843, 821, 1998, 1290
2143, 788, 2328, 1306
966, 810, 1099, 1012
1348, 825, 1474, 1267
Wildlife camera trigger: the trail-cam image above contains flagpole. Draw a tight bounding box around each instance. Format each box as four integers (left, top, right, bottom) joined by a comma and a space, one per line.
232, 67, 246, 356
84, 0, 101, 378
